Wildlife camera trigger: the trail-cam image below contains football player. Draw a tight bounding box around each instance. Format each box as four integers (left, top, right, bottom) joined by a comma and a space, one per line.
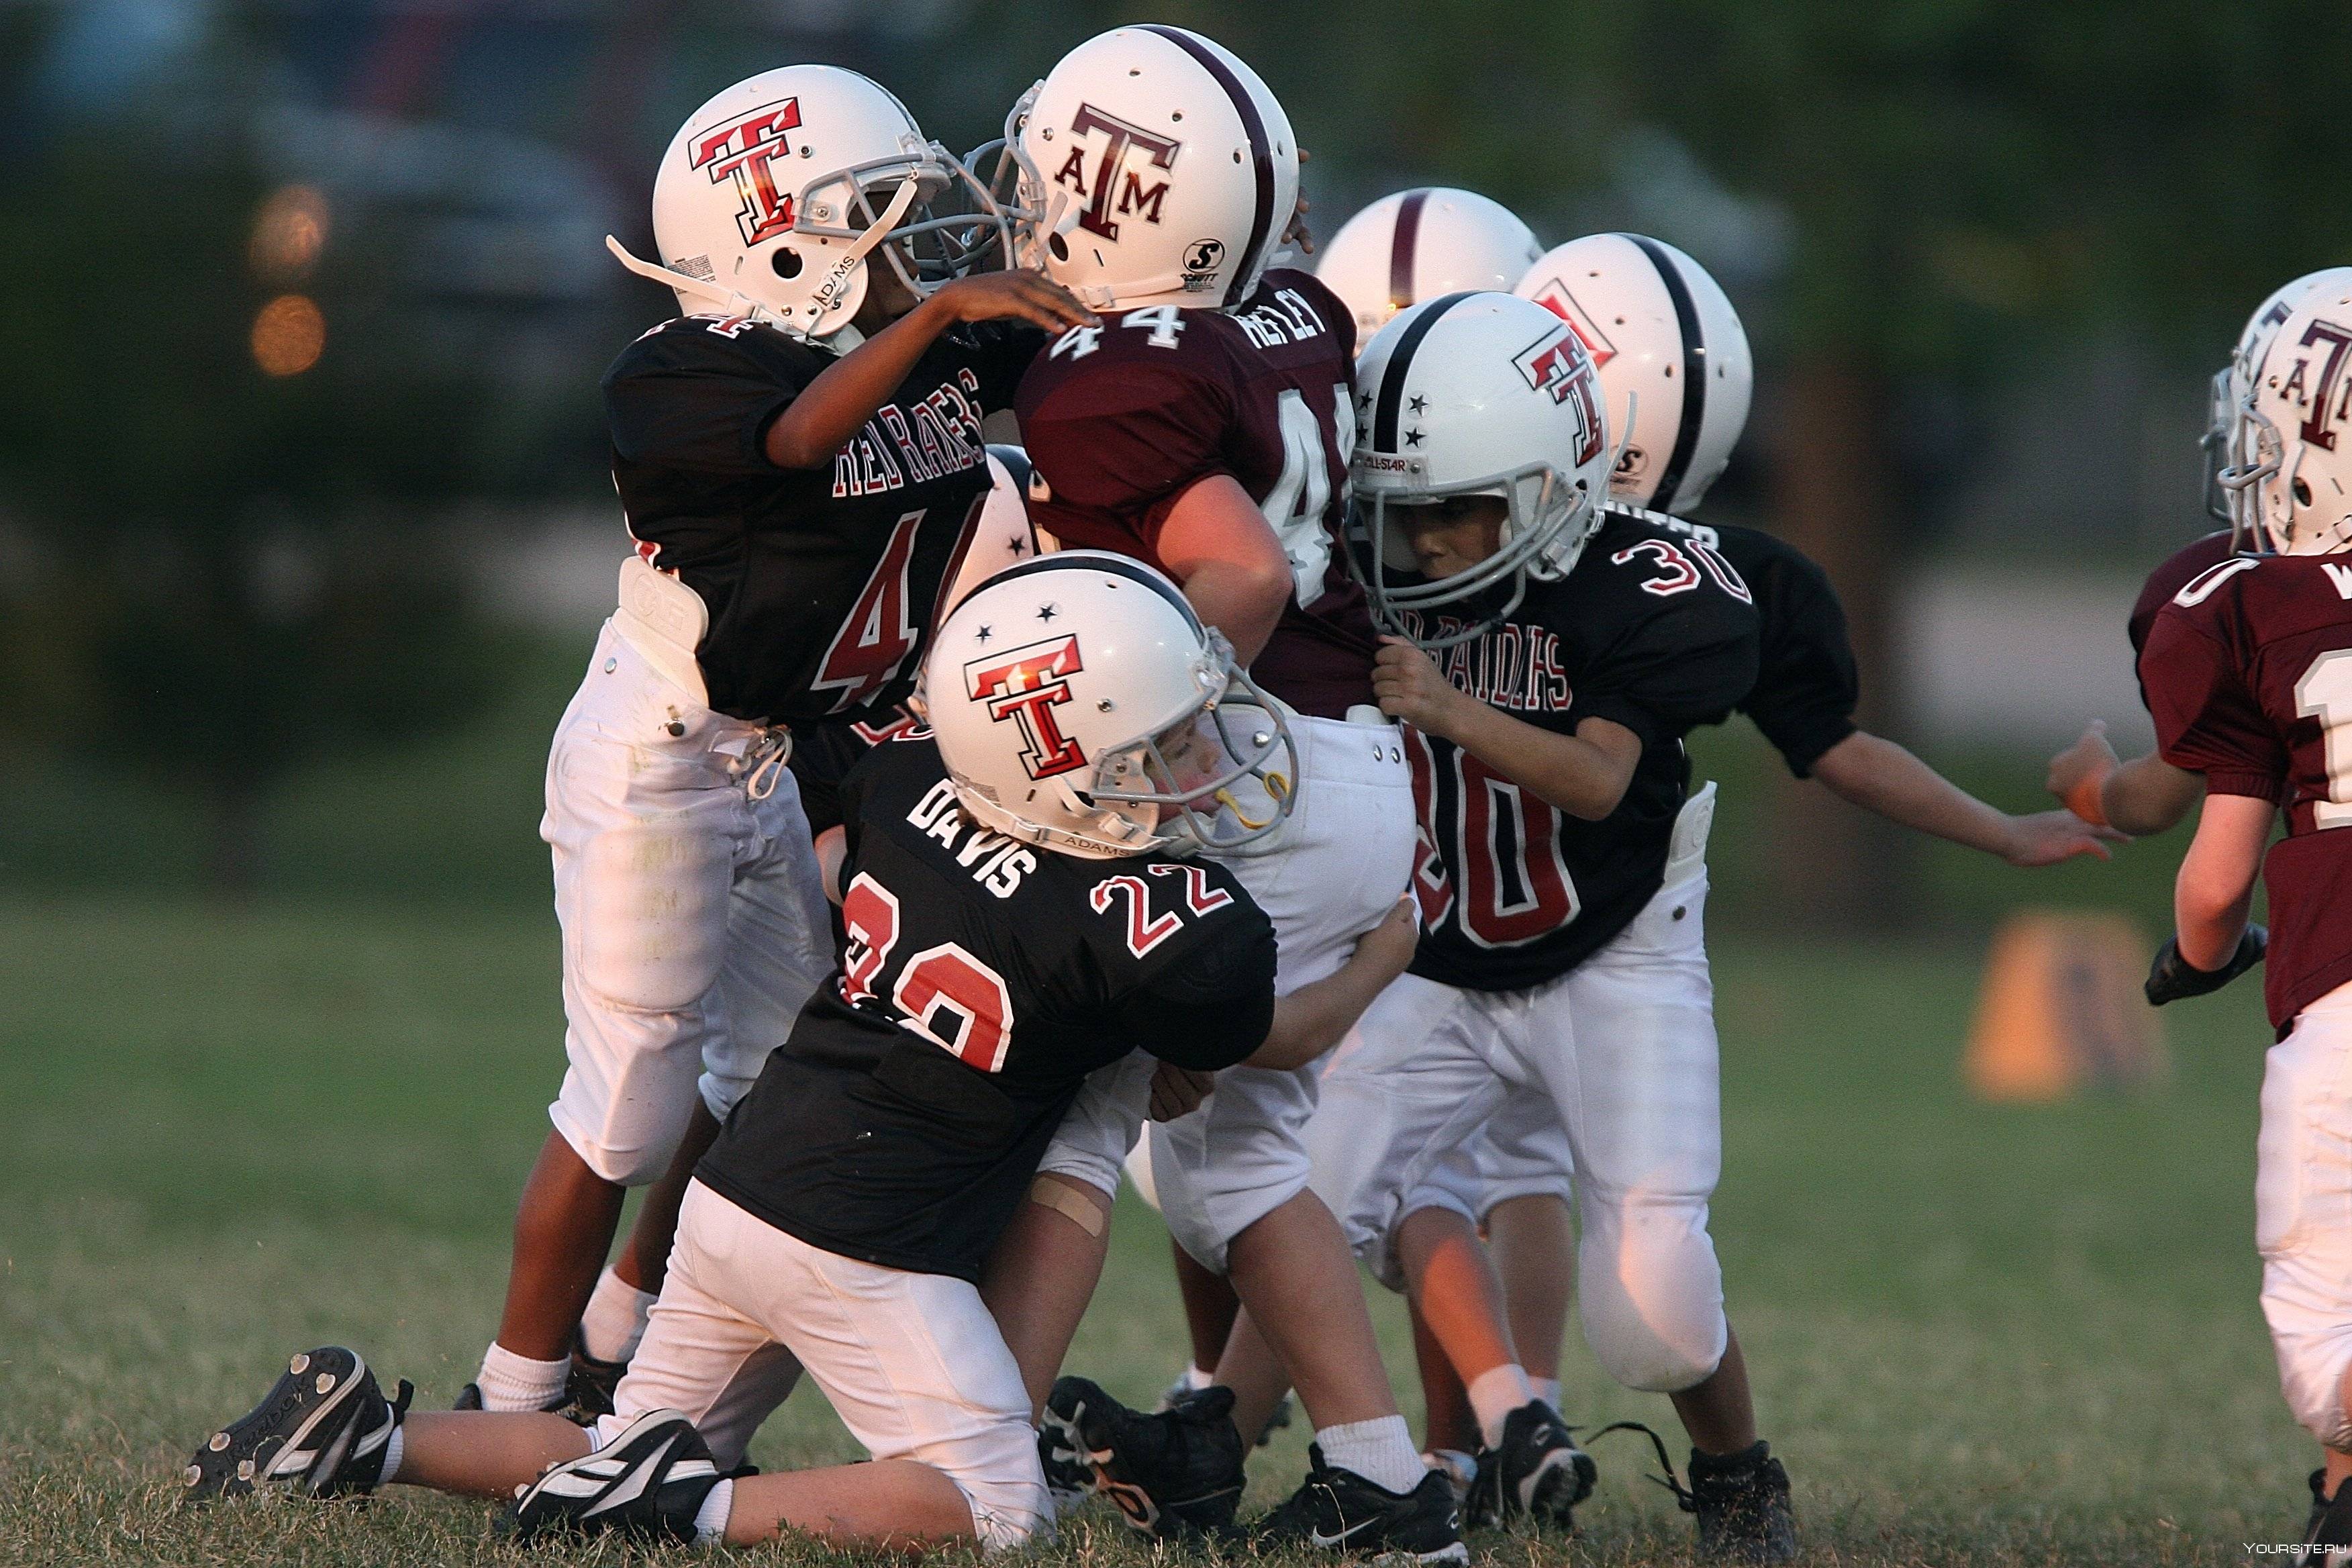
182, 555, 1422, 1554
2139, 281, 2352, 1558
2048, 267, 2352, 841
460, 66, 1095, 1420
964, 24, 1463, 1559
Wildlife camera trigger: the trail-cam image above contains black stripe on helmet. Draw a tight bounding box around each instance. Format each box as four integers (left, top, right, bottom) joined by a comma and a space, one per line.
1137, 25, 1274, 304
977, 548, 1200, 627
1389, 187, 1430, 311
1626, 234, 1706, 511
1371, 291, 1475, 451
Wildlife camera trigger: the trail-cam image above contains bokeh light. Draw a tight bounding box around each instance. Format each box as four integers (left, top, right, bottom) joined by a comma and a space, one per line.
249, 185, 329, 281
251, 293, 325, 376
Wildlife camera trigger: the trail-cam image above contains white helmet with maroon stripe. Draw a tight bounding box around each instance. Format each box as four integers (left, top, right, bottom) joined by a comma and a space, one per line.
1004, 25, 1298, 311
918, 552, 1297, 858
2218, 281, 2352, 556
1515, 234, 1751, 514
1316, 188, 1543, 346
2206, 268, 2352, 529
1352, 291, 1612, 646
607, 64, 1012, 346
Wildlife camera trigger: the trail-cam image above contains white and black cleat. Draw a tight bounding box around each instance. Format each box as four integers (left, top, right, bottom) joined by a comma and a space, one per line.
183, 1346, 410, 1502
1467, 1400, 1596, 1529
506, 1408, 726, 1545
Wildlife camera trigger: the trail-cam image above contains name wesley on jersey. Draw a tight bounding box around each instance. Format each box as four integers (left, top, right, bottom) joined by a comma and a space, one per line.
1398, 611, 1573, 714
832, 367, 989, 500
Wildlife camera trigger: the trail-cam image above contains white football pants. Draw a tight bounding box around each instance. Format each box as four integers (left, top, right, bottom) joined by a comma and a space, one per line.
1305, 785, 1728, 1394
1036, 709, 1417, 1271
2259, 979, 2352, 1450
542, 618, 831, 1185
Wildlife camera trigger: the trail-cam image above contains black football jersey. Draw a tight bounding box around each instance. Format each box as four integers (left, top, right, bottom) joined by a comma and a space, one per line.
1015, 269, 1379, 718
1636, 507, 1862, 777
604, 314, 1040, 726
1397, 511, 1759, 992
697, 734, 1277, 1281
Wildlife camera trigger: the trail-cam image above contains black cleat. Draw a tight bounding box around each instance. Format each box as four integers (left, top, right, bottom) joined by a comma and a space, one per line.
1255, 1445, 1467, 1562
1038, 1416, 1097, 1516
2306, 1468, 2352, 1566
1042, 1374, 1243, 1540
183, 1346, 410, 1502
507, 1408, 725, 1545
1687, 1441, 1797, 1563
1467, 1400, 1596, 1530
1159, 1366, 1293, 1447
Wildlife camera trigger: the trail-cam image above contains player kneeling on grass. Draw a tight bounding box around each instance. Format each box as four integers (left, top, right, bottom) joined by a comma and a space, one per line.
2145, 282, 2352, 1560
181, 554, 1419, 1554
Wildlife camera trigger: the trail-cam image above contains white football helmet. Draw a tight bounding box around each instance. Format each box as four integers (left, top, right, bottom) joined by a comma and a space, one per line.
1515, 234, 1751, 514
918, 552, 1297, 858
606, 65, 1012, 345
2217, 282, 2352, 556
1351, 291, 1612, 646
2205, 268, 2352, 526
1001, 25, 1299, 311
1315, 188, 1543, 346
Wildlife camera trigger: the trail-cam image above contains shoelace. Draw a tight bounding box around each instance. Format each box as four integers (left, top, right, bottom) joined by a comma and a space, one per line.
1573, 1419, 1695, 1513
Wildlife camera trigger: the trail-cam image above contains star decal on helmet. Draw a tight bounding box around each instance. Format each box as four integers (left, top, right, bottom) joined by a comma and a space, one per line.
1405, 427, 1425, 447
976, 625, 993, 642
1409, 394, 1428, 414
1037, 603, 1059, 622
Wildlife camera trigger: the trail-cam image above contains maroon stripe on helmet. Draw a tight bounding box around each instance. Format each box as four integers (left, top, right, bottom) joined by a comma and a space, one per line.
1136, 25, 1275, 304
1388, 188, 1430, 310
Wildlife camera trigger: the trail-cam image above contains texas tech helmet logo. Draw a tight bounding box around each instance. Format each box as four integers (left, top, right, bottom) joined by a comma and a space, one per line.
1051, 103, 1179, 242
1513, 325, 1607, 467
691, 97, 803, 246
1522, 277, 1619, 369
965, 634, 1089, 779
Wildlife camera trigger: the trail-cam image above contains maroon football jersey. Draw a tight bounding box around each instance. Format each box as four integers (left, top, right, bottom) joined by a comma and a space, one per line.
2130, 529, 2235, 711
2145, 553, 2352, 1028
1014, 268, 1377, 718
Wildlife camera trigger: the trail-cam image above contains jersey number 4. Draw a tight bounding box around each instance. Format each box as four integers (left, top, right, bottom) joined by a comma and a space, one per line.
1261, 385, 1355, 608
811, 509, 926, 712
839, 871, 1016, 1072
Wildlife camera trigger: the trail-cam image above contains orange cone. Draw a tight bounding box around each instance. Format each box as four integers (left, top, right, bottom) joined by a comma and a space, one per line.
1965, 912, 2169, 1101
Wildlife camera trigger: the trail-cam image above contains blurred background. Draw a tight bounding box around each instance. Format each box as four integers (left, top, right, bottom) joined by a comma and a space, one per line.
7, 0, 2345, 932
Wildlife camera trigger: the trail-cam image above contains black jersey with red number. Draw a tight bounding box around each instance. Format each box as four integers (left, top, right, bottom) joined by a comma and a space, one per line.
1015, 268, 1378, 719
697, 734, 1276, 1281
1639, 508, 1861, 778
604, 315, 1040, 726
1398, 511, 1760, 992
2145, 553, 2352, 1030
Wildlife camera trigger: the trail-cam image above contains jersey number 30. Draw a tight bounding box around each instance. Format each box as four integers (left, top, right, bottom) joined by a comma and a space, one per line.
839, 871, 1016, 1072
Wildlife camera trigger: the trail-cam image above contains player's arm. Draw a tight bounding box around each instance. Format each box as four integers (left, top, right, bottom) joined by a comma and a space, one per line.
815, 826, 848, 905
2046, 720, 2206, 838
763, 274, 1094, 469
1812, 729, 2122, 865
1245, 898, 1419, 1072
1155, 475, 1294, 664
2172, 791, 2273, 967
1372, 636, 1640, 820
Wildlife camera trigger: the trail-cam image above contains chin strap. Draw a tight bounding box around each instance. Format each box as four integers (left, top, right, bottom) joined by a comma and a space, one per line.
603, 173, 920, 342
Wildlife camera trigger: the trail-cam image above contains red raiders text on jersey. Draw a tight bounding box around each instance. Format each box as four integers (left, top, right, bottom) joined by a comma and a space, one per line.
1015, 268, 1379, 718
2145, 553, 2352, 1028
1399, 511, 1759, 991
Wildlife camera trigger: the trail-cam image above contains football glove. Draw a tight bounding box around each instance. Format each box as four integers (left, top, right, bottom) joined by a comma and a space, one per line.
2145, 924, 2266, 1007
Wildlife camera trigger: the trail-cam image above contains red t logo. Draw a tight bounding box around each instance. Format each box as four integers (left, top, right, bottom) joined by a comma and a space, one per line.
1513, 328, 1606, 467
964, 635, 1088, 779
691, 97, 804, 246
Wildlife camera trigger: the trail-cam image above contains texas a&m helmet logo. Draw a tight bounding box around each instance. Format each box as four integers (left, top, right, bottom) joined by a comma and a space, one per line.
1513, 324, 1606, 467
1050, 104, 1179, 242
965, 634, 1089, 779
691, 97, 803, 247
2286, 317, 2352, 452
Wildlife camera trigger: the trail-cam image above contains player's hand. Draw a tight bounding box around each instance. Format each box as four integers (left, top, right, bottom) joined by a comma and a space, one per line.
1148, 1062, 1217, 1122
1373, 636, 1465, 735
2047, 720, 2121, 826
1354, 895, 1422, 977
2145, 924, 2267, 1006
926, 272, 1098, 333
2001, 808, 2128, 867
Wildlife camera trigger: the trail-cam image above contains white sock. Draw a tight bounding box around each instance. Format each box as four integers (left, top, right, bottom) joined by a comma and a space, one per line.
476, 1343, 569, 1412
1530, 1375, 1562, 1410
1316, 1415, 1424, 1496
693, 1477, 735, 1544
1180, 1364, 1214, 1393
377, 1425, 405, 1485
1467, 1363, 1537, 1449
579, 1267, 658, 1364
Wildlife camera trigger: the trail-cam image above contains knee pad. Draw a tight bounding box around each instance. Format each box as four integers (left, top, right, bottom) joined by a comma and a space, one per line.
2267, 1271, 2352, 1449
1577, 1195, 1726, 1393
576, 823, 732, 1013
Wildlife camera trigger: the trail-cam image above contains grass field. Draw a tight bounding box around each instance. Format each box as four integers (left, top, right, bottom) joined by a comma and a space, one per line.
0, 889, 2309, 1567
